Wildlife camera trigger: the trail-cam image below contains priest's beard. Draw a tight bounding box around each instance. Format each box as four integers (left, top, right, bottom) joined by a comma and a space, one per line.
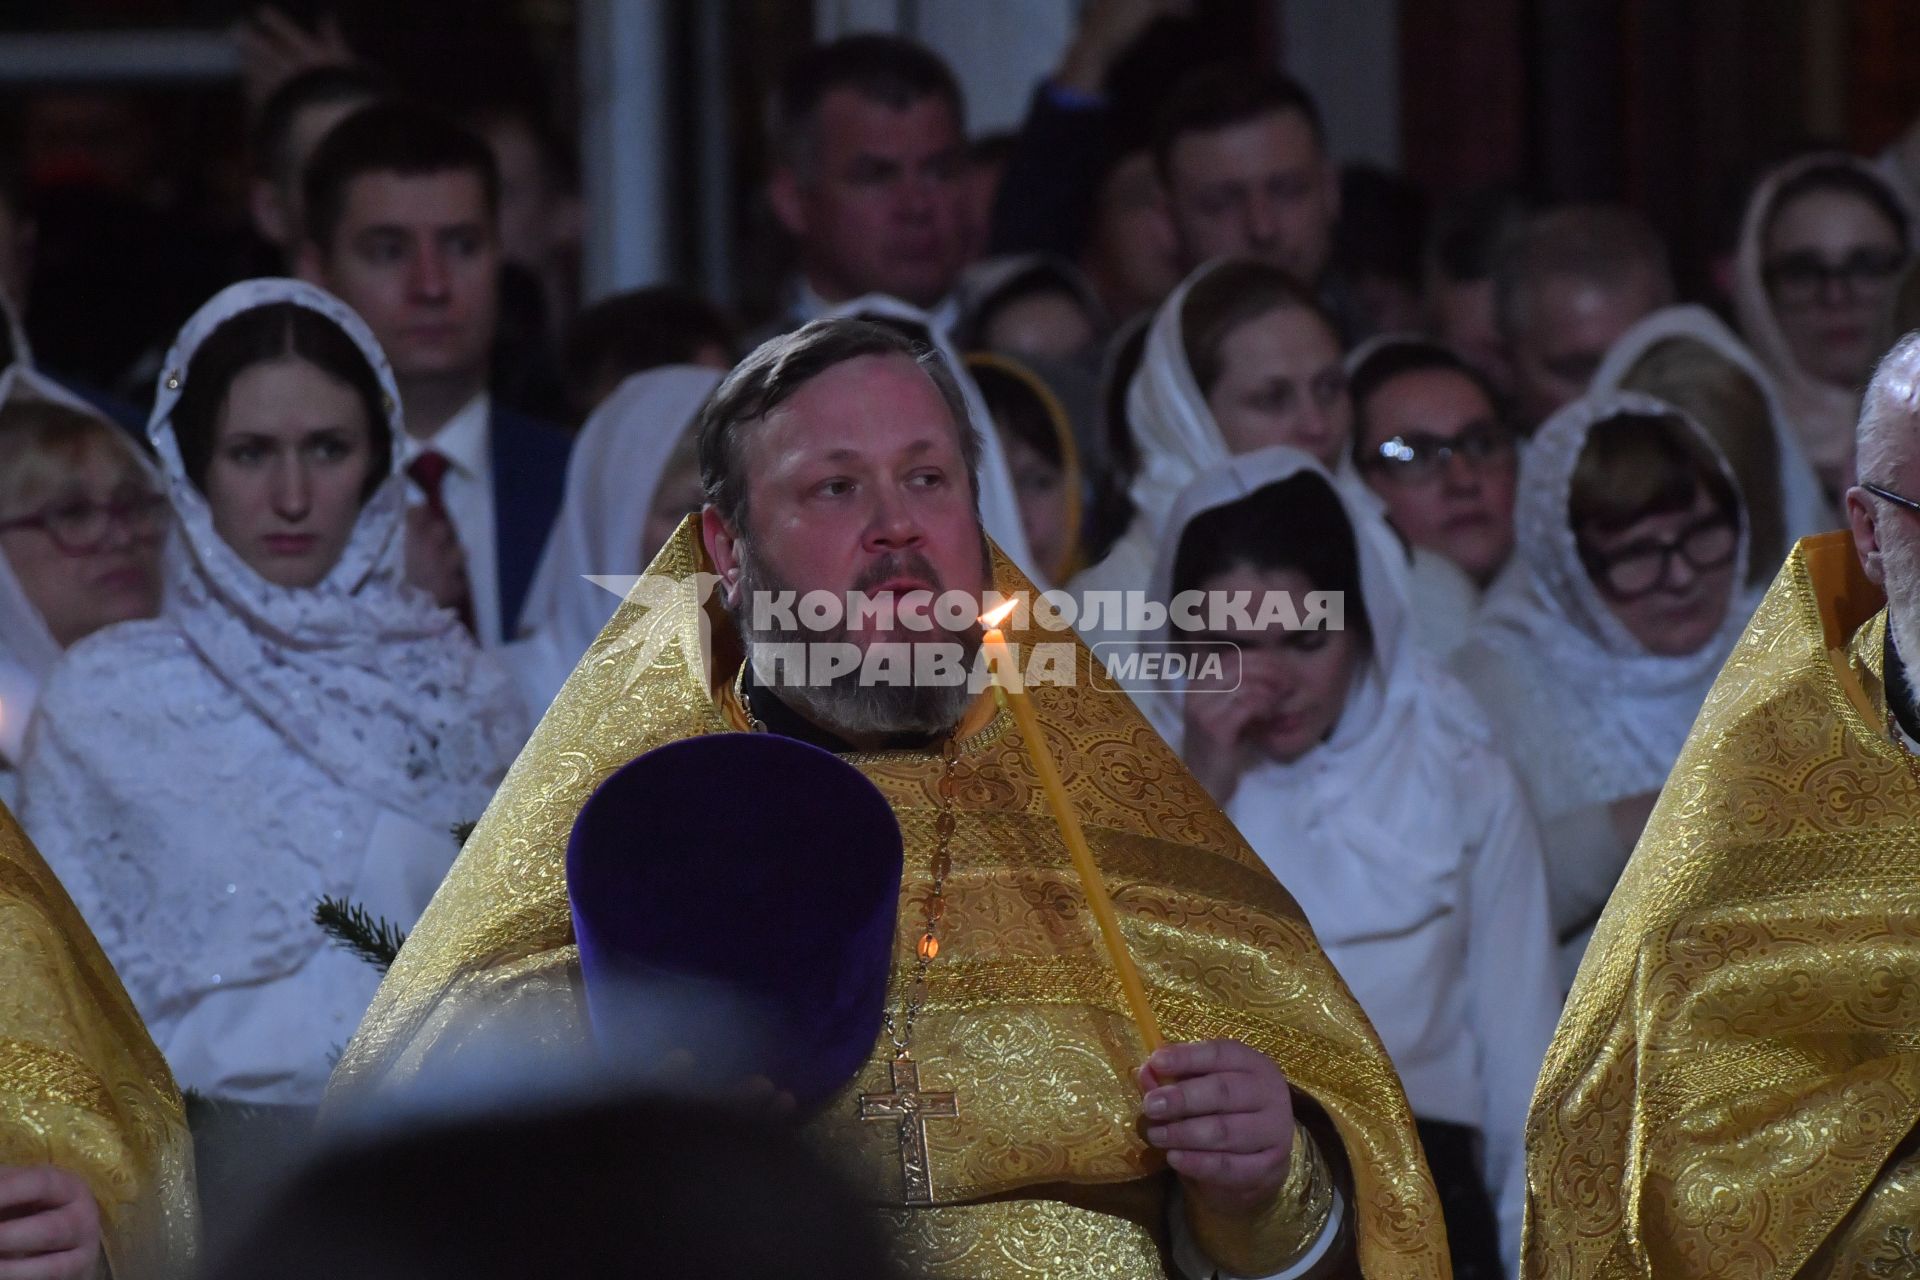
730, 535, 989, 740
1882, 519, 1920, 707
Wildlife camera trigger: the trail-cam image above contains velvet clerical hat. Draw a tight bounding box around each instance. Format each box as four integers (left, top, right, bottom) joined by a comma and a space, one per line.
567, 732, 904, 1112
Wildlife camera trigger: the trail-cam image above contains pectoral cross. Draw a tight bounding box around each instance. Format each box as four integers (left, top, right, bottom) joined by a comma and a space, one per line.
858, 1055, 958, 1205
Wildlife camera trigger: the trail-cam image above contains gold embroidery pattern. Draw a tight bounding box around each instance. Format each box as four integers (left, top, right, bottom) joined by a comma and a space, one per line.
1525, 535, 1920, 1279
0, 805, 197, 1278
329, 520, 1444, 1278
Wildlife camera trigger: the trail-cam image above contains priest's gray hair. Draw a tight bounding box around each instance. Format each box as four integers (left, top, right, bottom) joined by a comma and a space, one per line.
1855, 330, 1920, 486
696, 317, 982, 536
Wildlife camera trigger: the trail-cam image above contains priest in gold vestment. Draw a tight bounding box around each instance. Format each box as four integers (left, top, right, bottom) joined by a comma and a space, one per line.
330, 319, 1446, 1278
1524, 335, 1920, 1277
0, 801, 196, 1278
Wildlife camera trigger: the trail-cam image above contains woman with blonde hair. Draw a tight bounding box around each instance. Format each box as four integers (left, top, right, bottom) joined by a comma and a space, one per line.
0, 378, 167, 809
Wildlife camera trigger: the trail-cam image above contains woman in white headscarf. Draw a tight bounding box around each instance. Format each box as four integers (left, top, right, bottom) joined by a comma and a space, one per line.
1592, 303, 1835, 583
1733, 151, 1918, 492
1074, 257, 1478, 667
19, 279, 526, 1106
1452, 391, 1754, 990
506, 365, 723, 713
823, 292, 1039, 582
1153, 446, 1557, 1279
0, 364, 167, 810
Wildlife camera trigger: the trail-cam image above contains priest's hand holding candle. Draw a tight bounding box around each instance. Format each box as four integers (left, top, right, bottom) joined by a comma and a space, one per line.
979, 602, 1316, 1246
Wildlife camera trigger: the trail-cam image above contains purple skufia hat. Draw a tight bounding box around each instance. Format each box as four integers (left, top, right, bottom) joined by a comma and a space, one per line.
567, 732, 904, 1112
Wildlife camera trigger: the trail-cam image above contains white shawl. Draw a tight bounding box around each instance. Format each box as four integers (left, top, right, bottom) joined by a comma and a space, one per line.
1077, 264, 1472, 661
1151, 447, 1558, 1269
1592, 302, 1836, 572
0, 360, 162, 773
507, 365, 721, 711
1732, 151, 1919, 485
1457, 390, 1754, 817
19, 279, 526, 1099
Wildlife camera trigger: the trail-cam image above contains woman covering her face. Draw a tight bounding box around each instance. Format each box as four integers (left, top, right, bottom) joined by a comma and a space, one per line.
1452, 391, 1754, 989
1733, 152, 1917, 492
1155, 446, 1559, 1278
18, 279, 526, 1107
0, 375, 167, 809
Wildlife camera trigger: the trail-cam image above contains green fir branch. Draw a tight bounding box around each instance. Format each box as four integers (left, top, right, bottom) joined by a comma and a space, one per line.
313, 896, 408, 972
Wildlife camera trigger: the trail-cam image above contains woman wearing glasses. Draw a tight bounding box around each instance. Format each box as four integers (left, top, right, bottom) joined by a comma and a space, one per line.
17, 280, 525, 1108
1349, 338, 1519, 592
0, 388, 166, 811
1734, 152, 1916, 494
1452, 391, 1751, 990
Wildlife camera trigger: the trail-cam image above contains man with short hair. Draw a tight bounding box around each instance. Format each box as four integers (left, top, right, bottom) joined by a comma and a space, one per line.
766, 35, 973, 331
1493, 204, 1675, 431
297, 101, 570, 648
332, 318, 1448, 1280
1523, 332, 1920, 1273
1152, 66, 1358, 338
248, 64, 387, 264
1422, 185, 1530, 394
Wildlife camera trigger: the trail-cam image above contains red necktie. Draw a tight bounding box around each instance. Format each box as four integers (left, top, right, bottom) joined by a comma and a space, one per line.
407, 450, 478, 636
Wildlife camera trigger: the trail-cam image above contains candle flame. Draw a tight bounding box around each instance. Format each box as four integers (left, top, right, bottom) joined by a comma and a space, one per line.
979, 598, 1018, 630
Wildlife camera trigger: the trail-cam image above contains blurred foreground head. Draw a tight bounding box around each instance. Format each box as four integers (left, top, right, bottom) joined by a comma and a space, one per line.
206, 1093, 907, 1280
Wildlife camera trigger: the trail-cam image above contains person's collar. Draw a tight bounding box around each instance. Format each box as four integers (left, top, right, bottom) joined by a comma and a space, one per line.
403, 390, 490, 473
1885, 622, 1920, 750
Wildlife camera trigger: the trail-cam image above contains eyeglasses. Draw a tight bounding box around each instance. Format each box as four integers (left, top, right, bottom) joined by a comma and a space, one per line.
1360, 422, 1516, 484
1763, 247, 1907, 307
0, 491, 169, 556
1862, 480, 1920, 516
1578, 512, 1738, 602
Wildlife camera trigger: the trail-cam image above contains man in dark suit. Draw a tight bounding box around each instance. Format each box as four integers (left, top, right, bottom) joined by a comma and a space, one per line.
298, 101, 570, 646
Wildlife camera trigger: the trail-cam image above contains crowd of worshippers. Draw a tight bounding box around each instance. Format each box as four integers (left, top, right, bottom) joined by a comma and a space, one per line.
1, 6, 1918, 1277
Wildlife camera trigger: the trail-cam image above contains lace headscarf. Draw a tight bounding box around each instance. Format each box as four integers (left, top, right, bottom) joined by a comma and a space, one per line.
21, 278, 525, 1022
1466, 391, 1754, 813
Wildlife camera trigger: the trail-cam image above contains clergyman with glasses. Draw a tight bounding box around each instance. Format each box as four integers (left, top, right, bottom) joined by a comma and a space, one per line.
1519, 330, 1920, 1279
0, 394, 167, 809
1450, 392, 1751, 992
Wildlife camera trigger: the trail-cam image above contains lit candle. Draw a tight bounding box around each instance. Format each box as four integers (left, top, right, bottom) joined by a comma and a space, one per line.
978, 600, 1163, 1051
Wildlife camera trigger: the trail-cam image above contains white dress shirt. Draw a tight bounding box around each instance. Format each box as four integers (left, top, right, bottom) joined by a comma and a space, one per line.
402, 392, 503, 647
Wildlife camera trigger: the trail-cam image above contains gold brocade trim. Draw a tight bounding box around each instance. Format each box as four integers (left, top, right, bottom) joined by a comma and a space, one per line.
0, 806, 199, 1280
0, 1039, 115, 1116
1187, 1124, 1334, 1277
878, 1197, 1167, 1279
918, 954, 1409, 1110
1523, 535, 1920, 1280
